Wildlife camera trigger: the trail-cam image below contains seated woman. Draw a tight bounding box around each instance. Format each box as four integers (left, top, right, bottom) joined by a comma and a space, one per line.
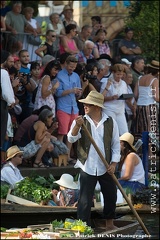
18, 109, 54, 168
118, 132, 146, 194
51, 174, 79, 207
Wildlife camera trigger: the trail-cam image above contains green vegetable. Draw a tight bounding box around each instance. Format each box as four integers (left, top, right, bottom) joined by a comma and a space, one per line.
12, 178, 52, 204
52, 220, 64, 229
60, 232, 75, 238
1, 184, 10, 199
0, 227, 7, 232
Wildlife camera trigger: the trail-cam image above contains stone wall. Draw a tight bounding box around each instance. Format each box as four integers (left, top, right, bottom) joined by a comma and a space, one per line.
81, 1, 131, 40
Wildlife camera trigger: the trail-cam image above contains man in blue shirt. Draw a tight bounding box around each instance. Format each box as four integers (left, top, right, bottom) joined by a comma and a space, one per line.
55, 56, 82, 161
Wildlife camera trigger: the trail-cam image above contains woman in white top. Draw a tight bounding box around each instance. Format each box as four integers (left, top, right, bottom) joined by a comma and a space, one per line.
134, 60, 159, 134
33, 60, 60, 116
118, 132, 145, 194
101, 63, 128, 136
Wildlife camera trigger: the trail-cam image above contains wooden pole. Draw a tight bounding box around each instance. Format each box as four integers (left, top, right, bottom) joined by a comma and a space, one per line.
82, 123, 150, 236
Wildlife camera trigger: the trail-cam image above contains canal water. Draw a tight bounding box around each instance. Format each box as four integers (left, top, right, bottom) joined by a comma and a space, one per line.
121, 213, 159, 239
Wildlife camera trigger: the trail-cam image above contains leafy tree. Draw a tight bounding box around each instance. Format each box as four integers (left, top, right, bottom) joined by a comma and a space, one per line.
125, 1, 159, 63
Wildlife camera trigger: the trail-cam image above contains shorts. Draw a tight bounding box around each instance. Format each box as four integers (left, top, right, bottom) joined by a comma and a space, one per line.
19, 140, 41, 159
56, 110, 78, 135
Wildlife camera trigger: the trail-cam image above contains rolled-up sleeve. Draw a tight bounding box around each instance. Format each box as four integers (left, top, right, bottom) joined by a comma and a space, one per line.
67, 120, 81, 143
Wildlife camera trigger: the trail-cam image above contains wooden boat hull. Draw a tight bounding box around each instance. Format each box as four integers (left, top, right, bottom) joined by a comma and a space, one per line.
1, 220, 139, 239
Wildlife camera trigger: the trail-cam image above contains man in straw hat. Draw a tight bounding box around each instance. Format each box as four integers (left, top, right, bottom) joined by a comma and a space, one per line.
61, 4, 79, 32
118, 132, 145, 194
1, 145, 24, 188
67, 90, 120, 229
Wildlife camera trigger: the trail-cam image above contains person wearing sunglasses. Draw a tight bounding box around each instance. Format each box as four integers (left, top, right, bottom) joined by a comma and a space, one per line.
67, 91, 120, 230
1, 145, 24, 189
35, 30, 57, 59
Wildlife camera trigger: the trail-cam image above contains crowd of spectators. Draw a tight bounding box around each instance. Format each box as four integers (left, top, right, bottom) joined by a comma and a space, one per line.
0, 1, 159, 172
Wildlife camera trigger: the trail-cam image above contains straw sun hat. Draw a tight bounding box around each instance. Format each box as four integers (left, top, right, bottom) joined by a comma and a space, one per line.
62, 5, 73, 13
119, 133, 136, 151
54, 174, 78, 189
6, 145, 23, 161
79, 91, 106, 109
147, 60, 159, 69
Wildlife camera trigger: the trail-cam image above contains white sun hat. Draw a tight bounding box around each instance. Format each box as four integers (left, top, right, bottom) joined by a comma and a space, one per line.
54, 174, 78, 189
121, 58, 132, 65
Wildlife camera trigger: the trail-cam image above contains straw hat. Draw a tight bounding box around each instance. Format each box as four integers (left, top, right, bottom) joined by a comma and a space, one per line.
62, 5, 73, 13
54, 174, 78, 189
6, 145, 23, 161
147, 60, 159, 69
79, 91, 106, 109
119, 133, 136, 151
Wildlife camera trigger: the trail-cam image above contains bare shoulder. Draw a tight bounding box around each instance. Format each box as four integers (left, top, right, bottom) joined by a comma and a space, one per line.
34, 121, 45, 130
125, 152, 137, 161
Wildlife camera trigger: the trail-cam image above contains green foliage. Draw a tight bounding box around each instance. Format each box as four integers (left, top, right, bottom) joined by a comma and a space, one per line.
1, 184, 10, 199
52, 220, 64, 230
12, 177, 52, 204
125, 0, 159, 62
28, 173, 58, 189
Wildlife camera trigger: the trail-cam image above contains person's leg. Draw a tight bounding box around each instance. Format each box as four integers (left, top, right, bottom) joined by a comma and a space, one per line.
116, 113, 128, 136
77, 170, 97, 226
56, 110, 70, 142
33, 137, 51, 167
99, 172, 118, 230
56, 110, 75, 161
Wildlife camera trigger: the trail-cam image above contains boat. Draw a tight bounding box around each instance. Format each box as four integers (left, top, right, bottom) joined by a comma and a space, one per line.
1, 219, 139, 239
1, 201, 158, 231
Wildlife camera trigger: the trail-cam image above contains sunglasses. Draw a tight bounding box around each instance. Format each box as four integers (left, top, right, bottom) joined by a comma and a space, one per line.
83, 103, 94, 107
16, 154, 23, 158
51, 35, 56, 37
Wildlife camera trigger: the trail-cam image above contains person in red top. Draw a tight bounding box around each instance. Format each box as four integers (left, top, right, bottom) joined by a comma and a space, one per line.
59, 24, 79, 55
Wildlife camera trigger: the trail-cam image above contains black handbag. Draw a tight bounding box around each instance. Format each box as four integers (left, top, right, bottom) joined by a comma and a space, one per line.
27, 35, 41, 46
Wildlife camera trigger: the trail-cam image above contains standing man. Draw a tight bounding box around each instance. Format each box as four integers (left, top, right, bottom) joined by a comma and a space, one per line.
67, 91, 120, 229
55, 56, 82, 161
0, 50, 15, 147
16, 49, 33, 123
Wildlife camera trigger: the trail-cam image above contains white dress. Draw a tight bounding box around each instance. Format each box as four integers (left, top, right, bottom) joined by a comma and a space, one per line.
100, 77, 128, 136
23, 18, 41, 62
33, 75, 56, 116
